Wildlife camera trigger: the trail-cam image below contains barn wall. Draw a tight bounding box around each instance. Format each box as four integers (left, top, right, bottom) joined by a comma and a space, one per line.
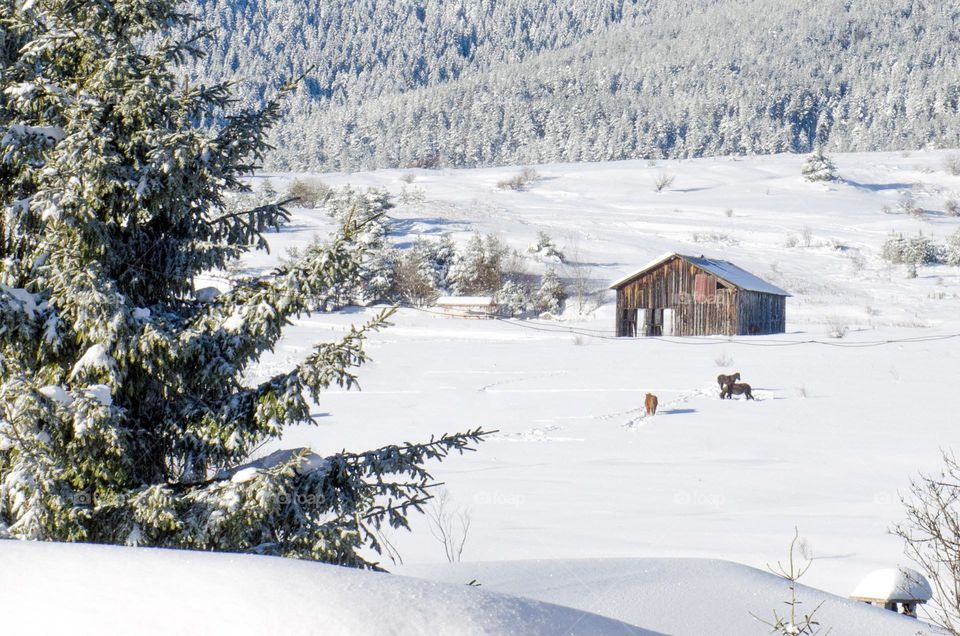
736, 291, 786, 335
615, 257, 740, 336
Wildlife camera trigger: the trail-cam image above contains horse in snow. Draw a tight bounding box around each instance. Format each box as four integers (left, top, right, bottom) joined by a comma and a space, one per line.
645, 393, 659, 416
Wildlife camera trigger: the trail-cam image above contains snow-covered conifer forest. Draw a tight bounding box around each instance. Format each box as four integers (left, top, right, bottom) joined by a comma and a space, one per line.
3, 0, 960, 634
181, 0, 960, 170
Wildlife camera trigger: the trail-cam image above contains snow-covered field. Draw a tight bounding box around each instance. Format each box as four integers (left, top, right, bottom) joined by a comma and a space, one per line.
188, 150, 960, 631
1, 541, 932, 634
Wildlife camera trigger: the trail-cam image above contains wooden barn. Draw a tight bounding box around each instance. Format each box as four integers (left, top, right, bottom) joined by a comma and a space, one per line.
610, 253, 790, 337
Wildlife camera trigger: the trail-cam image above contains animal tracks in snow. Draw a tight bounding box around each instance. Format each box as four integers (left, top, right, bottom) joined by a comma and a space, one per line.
487, 425, 584, 443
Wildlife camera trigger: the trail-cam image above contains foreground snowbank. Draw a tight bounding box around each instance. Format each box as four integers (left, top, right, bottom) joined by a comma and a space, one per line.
402, 558, 942, 635
0, 540, 650, 635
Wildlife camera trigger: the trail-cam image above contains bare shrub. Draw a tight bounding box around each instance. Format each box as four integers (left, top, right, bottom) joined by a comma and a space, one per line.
399, 173, 417, 184
692, 232, 738, 246
900, 195, 924, 217
784, 234, 799, 248
943, 154, 960, 176
847, 251, 866, 274
724, 208, 734, 218
564, 239, 603, 316
397, 186, 426, 205
284, 178, 329, 208
654, 173, 675, 192
796, 386, 808, 398
800, 226, 813, 248
714, 351, 734, 367
945, 198, 959, 217
826, 318, 848, 338
497, 167, 541, 191
895, 450, 960, 632
393, 250, 439, 307
426, 489, 471, 563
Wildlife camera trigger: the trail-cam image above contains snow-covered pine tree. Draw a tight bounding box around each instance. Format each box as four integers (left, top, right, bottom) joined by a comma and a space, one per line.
0, 0, 485, 567
947, 229, 960, 267
801, 148, 837, 182
536, 269, 567, 315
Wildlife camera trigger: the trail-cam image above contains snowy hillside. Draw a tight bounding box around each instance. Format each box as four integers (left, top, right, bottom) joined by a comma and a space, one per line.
2, 541, 937, 634
402, 558, 937, 635
0, 541, 649, 635
228, 149, 960, 606
181, 1, 960, 169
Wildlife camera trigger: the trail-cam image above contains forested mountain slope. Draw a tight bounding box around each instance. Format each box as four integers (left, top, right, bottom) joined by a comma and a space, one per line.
187, 0, 960, 169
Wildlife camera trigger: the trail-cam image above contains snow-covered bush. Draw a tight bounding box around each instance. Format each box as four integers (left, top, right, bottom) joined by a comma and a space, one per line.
947, 230, 960, 267
944, 155, 960, 176
528, 231, 565, 263
0, 0, 486, 567
881, 233, 943, 266
946, 198, 959, 217
801, 149, 837, 182
904, 234, 943, 265
285, 178, 330, 208
535, 269, 568, 315
496, 280, 532, 317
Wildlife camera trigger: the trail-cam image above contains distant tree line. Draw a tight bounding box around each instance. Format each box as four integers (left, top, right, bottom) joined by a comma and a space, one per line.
182, 0, 960, 170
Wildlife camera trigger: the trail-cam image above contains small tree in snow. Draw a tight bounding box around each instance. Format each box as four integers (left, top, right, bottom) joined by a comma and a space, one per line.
0, 0, 486, 567
528, 231, 565, 263
393, 248, 439, 307
751, 528, 826, 635
802, 149, 837, 182
449, 233, 507, 295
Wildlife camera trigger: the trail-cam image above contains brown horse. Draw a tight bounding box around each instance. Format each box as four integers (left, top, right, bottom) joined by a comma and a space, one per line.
721, 382, 754, 400
645, 393, 659, 416
717, 372, 740, 391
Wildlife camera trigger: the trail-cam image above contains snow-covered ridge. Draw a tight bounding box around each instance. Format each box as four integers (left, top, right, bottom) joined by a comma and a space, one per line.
0, 541, 650, 635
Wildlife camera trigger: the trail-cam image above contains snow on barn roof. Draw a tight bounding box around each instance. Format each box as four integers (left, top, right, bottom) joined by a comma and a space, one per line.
609, 252, 791, 296
850, 567, 932, 603
436, 296, 496, 306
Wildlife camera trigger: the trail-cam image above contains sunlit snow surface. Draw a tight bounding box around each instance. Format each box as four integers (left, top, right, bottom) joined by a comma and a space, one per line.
206, 151, 959, 627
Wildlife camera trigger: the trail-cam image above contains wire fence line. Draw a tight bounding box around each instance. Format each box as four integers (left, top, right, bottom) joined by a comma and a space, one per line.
406, 306, 960, 349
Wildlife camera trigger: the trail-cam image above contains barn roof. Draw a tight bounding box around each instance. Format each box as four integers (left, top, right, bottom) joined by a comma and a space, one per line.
609, 252, 791, 296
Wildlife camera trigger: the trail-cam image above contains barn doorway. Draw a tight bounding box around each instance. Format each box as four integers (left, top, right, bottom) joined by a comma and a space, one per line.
618, 308, 638, 337
647, 308, 674, 337
649, 308, 664, 336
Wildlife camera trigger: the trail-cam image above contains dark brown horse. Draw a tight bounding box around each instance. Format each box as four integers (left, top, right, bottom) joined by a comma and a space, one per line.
721, 382, 754, 400
717, 372, 740, 391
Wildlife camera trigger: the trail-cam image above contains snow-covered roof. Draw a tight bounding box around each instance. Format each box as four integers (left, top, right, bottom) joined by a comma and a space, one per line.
850, 567, 932, 603
609, 252, 791, 296
436, 296, 496, 306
